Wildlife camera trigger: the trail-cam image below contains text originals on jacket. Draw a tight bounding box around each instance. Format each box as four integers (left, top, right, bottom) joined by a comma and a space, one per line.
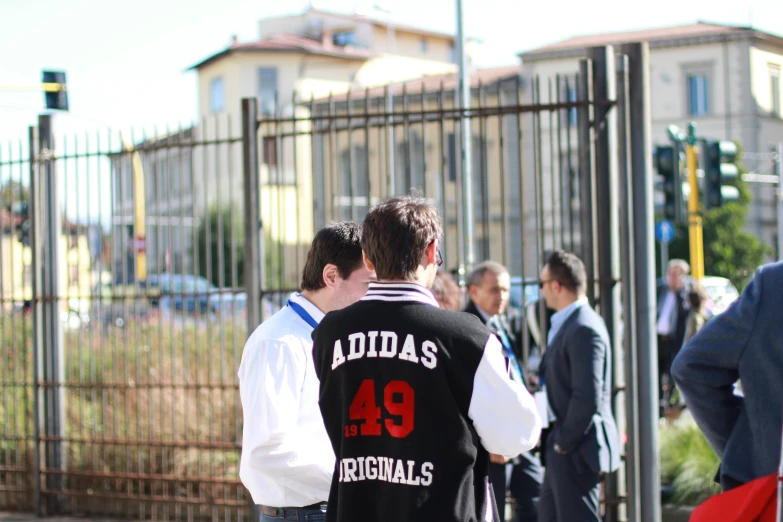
339, 456, 434, 486
331, 332, 438, 370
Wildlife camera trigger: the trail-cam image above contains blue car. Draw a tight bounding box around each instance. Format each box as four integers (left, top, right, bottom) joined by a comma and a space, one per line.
147, 273, 229, 314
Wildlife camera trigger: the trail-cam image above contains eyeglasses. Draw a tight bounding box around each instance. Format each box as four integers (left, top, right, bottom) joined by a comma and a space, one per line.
436, 249, 443, 267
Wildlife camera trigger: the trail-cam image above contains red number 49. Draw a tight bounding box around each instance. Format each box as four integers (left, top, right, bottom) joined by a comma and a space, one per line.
347, 379, 414, 438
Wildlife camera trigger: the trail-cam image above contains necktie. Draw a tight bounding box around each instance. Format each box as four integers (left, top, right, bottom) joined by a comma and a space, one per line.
490, 316, 525, 387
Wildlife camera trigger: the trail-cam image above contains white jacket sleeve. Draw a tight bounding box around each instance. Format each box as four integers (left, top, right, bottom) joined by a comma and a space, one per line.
467, 336, 542, 457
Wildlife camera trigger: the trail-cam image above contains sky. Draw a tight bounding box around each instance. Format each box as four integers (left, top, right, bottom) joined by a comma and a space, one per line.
0, 0, 783, 143
1, 0, 782, 145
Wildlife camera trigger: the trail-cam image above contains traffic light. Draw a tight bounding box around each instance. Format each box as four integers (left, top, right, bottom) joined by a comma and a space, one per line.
42, 70, 68, 111
703, 140, 740, 209
655, 144, 683, 221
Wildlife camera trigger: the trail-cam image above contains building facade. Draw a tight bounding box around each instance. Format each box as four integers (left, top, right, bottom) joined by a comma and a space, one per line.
519, 22, 783, 253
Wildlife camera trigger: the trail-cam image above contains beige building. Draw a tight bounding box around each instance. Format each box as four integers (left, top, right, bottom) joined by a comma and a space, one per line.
310, 67, 547, 276
519, 22, 783, 253
192, 7, 459, 124
112, 8, 463, 288
1, 209, 93, 316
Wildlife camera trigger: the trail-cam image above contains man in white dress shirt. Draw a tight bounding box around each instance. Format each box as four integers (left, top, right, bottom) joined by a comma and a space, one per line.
238, 221, 375, 522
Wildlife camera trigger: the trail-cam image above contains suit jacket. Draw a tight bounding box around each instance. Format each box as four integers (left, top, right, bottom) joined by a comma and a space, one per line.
656, 287, 690, 352
539, 303, 621, 475
463, 300, 543, 470
463, 300, 522, 374
672, 262, 783, 491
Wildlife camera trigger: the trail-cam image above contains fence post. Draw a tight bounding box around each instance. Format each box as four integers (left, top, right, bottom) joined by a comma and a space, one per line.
28, 124, 44, 516
38, 113, 64, 514
616, 51, 641, 522
622, 41, 661, 522
577, 60, 597, 303
243, 98, 262, 334
588, 45, 624, 522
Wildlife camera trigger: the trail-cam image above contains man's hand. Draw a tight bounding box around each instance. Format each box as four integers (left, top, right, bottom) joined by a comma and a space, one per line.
489, 453, 510, 464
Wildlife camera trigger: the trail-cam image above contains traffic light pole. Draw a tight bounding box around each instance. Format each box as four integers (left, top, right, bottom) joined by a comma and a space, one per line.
686, 124, 705, 284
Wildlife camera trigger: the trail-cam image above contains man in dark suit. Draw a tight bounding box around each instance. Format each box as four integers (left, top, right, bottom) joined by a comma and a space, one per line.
537, 250, 621, 522
464, 261, 543, 522
672, 261, 783, 491
656, 259, 691, 410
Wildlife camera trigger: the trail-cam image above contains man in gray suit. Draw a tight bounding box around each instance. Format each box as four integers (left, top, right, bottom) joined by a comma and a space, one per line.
537, 250, 621, 522
672, 261, 783, 491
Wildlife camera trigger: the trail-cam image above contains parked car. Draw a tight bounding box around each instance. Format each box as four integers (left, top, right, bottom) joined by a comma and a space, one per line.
147, 273, 246, 316
656, 275, 739, 317
89, 281, 150, 329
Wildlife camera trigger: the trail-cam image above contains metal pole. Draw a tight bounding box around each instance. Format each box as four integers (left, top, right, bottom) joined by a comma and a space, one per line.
29, 124, 43, 516
39, 113, 63, 514
686, 123, 704, 283
386, 58, 395, 197
577, 59, 596, 303
621, 41, 661, 522
242, 98, 261, 334
616, 53, 640, 522
456, 0, 475, 270
776, 142, 782, 261
588, 45, 623, 522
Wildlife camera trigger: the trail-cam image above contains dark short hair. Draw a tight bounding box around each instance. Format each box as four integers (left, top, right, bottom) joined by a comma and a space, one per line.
544, 250, 587, 295
300, 221, 364, 291
466, 261, 509, 288
362, 195, 442, 280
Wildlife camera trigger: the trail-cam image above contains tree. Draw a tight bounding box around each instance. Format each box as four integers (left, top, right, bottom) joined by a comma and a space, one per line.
661, 148, 772, 290
197, 205, 244, 288
0, 179, 28, 211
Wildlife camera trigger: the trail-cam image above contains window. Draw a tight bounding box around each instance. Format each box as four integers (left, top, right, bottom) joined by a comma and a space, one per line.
395, 132, 425, 194
262, 137, 277, 167
448, 43, 456, 64
447, 133, 457, 182
420, 38, 428, 53
210, 77, 224, 112
687, 74, 709, 116
258, 68, 278, 117
333, 31, 357, 47
336, 146, 370, 220
771, 66, 781, 117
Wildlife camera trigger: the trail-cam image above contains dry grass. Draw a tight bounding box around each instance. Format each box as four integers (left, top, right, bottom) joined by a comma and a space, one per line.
0, 313, 252, 520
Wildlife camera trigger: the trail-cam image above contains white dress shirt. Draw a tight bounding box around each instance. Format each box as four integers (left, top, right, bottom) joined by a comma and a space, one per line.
237, 292, 333, 507
657, 291, 677, 335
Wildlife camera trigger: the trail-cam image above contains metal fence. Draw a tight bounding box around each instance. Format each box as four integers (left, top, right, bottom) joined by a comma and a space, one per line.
0, 43, 659, 522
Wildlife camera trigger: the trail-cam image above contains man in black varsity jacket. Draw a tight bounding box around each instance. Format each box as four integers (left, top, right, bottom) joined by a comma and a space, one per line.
313, 195, 542, 522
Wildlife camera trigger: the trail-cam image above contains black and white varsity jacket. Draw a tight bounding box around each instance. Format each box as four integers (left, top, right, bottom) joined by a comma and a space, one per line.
313, 281, 542, 522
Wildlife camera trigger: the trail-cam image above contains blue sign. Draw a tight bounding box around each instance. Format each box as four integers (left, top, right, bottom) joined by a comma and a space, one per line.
655, 219, 676, 244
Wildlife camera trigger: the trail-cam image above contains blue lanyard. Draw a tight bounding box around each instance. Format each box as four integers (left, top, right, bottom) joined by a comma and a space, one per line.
491, 317, 525, 385
287, 299, 319, 329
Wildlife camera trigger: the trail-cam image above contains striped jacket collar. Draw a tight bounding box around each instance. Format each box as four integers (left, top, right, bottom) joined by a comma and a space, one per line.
361, 281, 440, 307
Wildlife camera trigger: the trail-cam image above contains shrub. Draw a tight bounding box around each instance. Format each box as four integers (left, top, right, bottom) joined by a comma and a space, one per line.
660, 417, 721, 506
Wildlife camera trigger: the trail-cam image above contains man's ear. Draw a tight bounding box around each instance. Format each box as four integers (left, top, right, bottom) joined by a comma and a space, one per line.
322, 264, 339, 289
467, 284, 478, 301
362, 251, 375, 273
426, 240, 438, 267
